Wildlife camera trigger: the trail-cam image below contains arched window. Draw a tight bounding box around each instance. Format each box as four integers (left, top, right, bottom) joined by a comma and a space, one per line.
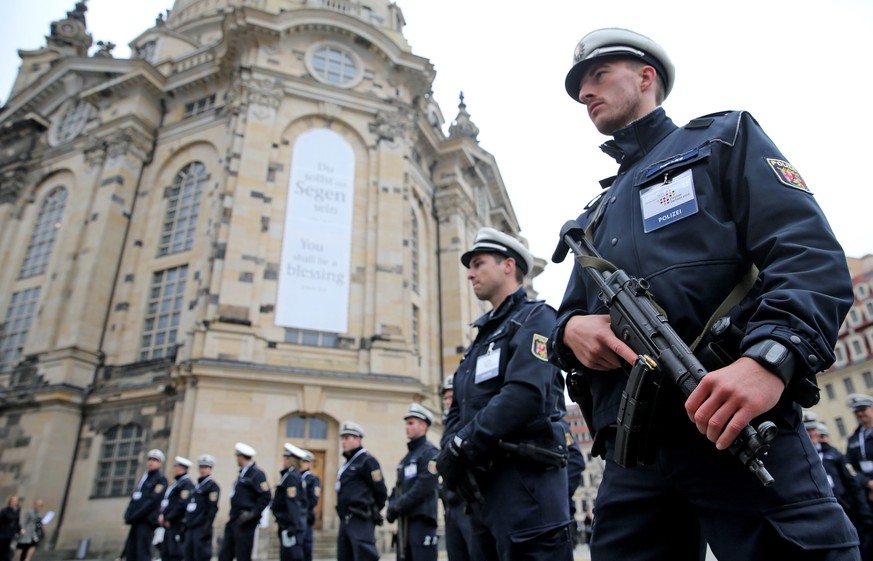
20, 187, 67, 278
0, 287, 41, 373
158, 163, 206, 256
94, 423, 146, 497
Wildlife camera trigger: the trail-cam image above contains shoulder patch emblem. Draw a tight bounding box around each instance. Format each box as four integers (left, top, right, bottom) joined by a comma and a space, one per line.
371, 469, 383, 482
181, 490, 190, 500
260, 481, 270, 491
428, 460, 438, 475
209, 492, 219, 501
565, 431, 574, 447
287, 487, 297, 498
766, 158, 810, 193
531, 333, 549, 361
154, 484, 165, 493
314, 486, 321, 497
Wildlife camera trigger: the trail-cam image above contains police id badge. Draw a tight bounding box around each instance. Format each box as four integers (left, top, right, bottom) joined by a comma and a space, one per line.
640, 169, 698, 233
475, 347, 500, 383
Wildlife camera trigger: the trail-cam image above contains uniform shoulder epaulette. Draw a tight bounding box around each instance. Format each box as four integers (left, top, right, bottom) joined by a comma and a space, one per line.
684, 110, 737, 129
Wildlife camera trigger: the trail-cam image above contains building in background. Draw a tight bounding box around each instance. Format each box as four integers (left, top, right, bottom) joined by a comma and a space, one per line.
0, 1, 545, 557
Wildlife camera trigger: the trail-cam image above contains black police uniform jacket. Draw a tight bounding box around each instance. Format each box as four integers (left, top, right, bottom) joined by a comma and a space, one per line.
336, 446, 388, 518
549, 107, 853, 446
229, 462, 271, 526
301, 469, 321, 525
271, 468, 307, 536
125, 468, 169, 526
184, 475, 220, 531
442, 286, 566, 462
846, 426, 873, 493
163, 474, 195, 528
818, 441, 873, 529
388, 435, 439, 523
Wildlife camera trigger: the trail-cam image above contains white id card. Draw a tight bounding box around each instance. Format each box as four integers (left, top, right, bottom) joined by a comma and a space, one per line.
860, 460, 873, 473
404, 464, 417, 478
475, 348, 501, 383
640, 169, 699, 233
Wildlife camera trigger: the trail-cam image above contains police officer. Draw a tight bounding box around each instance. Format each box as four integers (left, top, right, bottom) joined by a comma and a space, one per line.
159, 457, 195, 561
217, 443, 271, 561
807, 418, 873, 560
300, 450, 321, 561
272, 443, 308, 561
336, 421, 388, 561
551, 27, 859, 560
438, 376, 475, 561
183, 454, 220, 561
436, 227, 574, 561
847, 394, 873, 499
386, 404, 440, 561
123, 449, 169, 561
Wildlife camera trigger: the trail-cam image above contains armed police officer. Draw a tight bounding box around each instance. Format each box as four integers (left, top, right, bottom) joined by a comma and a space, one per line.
217, 443, 271, 561
272, 443, 308, 561
436, 227, 574, 561
183, 454, 220, 561
122, 449, 168, 561
299, 450, 320, 561
550, 27, 859, 560
336, 421, 388, 561
159, 457, 195, 561
386, 404, 440, 561
438, 376, 475, 561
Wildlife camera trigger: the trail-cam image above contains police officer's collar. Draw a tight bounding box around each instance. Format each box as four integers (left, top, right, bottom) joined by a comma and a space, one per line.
599, 107, 676, 166
343, 445, 364, 460
406, 435, 427, 451
472, 286, 527, 328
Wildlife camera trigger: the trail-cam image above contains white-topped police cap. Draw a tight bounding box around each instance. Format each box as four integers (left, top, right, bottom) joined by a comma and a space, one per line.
442, 374, 454, 393
147, 449, 166, 463
847, 393, 873, 411
816, 422, 830, 437
174, 456, 193, 468
460, 227, 534, 276
300, 449, 315, 462
340, 421, 365, 438
564, 28, 675, 102
283, 442, 307, 459
197, 454, 216, 467
235, 442, 256, 457
404, 403, 435, 426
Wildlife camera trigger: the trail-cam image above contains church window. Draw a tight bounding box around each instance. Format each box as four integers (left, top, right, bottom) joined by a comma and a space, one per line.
308, 43, 361, 87
0, 287, 41, 373
139, 265, 188, 361
20, 187, 67, 278
158, 163, 206, 256
49, 99, 91, 146
94, 423, 146, 497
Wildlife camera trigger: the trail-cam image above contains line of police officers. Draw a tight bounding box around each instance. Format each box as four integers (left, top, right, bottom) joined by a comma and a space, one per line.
121, 442, 321, 561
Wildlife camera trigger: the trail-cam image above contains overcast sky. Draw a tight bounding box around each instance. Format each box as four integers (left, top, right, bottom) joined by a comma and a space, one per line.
2, 0, 871, 309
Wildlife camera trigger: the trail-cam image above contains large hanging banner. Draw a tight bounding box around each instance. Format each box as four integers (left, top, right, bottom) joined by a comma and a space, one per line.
276, 129, 355, 332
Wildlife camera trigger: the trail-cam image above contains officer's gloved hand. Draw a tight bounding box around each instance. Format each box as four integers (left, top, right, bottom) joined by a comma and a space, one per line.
436, 436, 468, 491
385, 505, 398, 524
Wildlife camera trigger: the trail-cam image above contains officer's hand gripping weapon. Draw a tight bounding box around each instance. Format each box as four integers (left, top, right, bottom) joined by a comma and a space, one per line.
553, 219, 777, 487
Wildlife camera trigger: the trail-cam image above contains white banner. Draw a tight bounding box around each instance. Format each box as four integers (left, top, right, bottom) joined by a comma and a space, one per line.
276, 129, 355, 332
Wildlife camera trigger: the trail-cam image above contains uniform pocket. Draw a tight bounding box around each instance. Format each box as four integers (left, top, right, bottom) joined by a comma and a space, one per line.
763, 497, 859, 549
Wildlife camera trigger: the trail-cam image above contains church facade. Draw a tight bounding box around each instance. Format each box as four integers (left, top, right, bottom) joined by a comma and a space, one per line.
0, 0, 544, 555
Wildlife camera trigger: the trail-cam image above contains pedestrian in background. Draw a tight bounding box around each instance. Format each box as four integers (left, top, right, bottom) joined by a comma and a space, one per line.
217, 443, 271, 561
183, 454, 220, 561
0, 495, 23, 561
15, 498, 44, 561
335, 421, 387, 561
122, 449, 168, 561
300, 450, 321, 561
386, 403, 440, 561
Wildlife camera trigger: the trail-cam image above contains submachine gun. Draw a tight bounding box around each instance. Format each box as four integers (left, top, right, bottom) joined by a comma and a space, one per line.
552, 219, 777, 487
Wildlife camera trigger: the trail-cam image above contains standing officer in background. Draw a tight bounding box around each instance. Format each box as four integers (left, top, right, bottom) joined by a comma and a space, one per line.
184, 454, 220, 561
847, 394, 873, 503
272, 443, 308, 561
806, 419, 873, 560
159, 457, 195, 561
551, 27, 858, 560
437, 227, 574, 560
439, 376, 475, 561
300, 450, 320, 561
336, 421, 388, 561
386, 403, 440, 561
123, 449, 168, 561
218, 443, 271, 561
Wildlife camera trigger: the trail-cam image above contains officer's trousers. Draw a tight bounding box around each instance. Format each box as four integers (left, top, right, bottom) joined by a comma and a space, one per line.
592, 405, 861, 561
303, 523, 314, 561
336, 517, 378, 561
444, 504, 474, 561
277, 528, 304, 561
183, 526, 212, 561
123, 523, 156, 561
217, 521, 257, 561
470, 460, 574, 561
396, 518, 438, 561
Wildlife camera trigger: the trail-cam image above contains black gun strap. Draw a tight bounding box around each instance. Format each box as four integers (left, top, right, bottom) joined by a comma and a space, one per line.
689, 264, 758, 352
